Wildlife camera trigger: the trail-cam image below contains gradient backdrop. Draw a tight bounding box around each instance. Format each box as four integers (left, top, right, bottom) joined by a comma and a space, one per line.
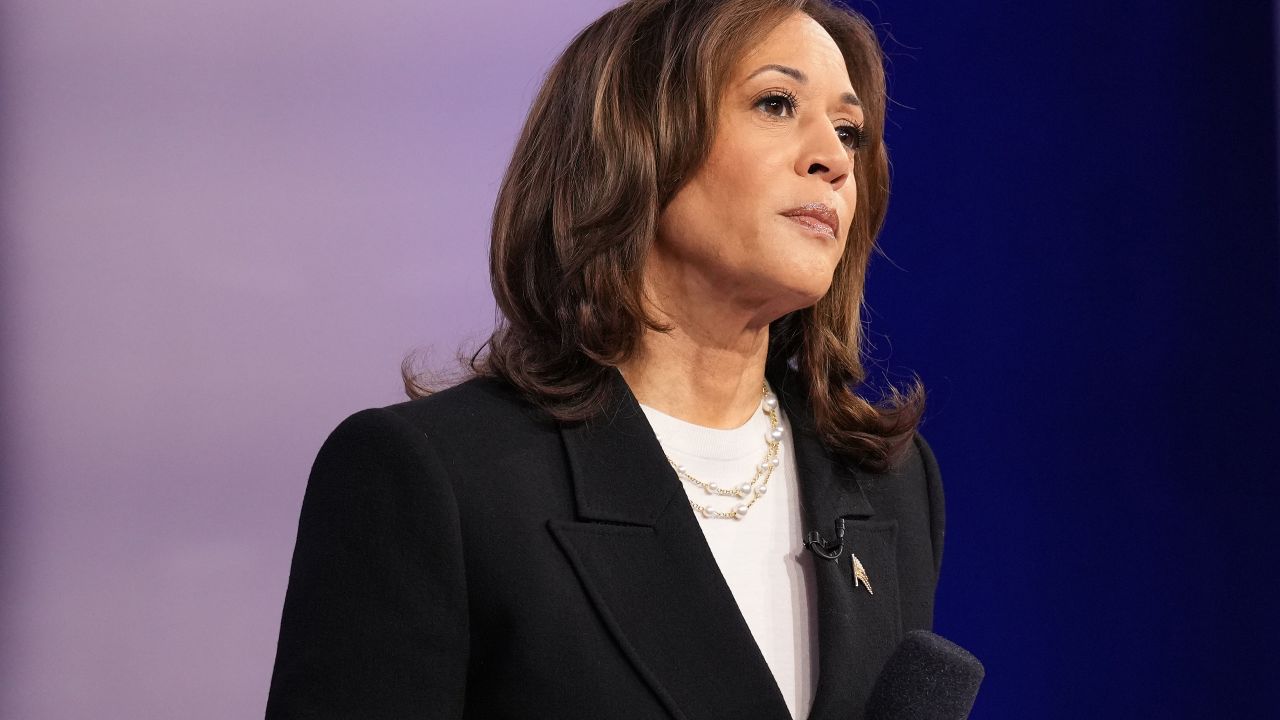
1, 1, 1277, 717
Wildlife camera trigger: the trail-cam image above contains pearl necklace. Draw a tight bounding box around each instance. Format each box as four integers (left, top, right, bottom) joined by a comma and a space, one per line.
654, 381, 783, 521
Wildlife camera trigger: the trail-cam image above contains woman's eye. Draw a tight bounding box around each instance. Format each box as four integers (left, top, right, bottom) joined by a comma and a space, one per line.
757, 91, 869, 152
756, 93, 797, 118
837, 124, 869, 151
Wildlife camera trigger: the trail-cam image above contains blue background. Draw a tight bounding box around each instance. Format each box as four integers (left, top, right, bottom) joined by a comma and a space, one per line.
860, 1, 1280, 716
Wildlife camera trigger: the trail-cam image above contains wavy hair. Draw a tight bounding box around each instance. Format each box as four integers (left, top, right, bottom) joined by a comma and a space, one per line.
404, 0, 925, 472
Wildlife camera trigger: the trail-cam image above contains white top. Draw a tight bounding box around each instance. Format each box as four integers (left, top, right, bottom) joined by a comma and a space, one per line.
639, 398, 819, 720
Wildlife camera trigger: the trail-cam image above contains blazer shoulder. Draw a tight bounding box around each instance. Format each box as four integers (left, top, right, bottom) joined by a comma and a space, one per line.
307, 376, 550, 493
382, 374, 553, 435
368, 376, 561, 478
911, 430, 945, 581
308, 406, 446, 494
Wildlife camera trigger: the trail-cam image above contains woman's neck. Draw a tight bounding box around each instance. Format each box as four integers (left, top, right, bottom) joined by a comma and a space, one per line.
617, 279, 772, 429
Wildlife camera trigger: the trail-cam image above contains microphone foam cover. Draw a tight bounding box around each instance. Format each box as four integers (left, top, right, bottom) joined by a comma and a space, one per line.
865, 630, 985, 720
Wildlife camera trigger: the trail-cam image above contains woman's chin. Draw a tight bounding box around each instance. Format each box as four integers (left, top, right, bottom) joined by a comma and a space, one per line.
749, 275, 835, 318
782, 266, 837, 300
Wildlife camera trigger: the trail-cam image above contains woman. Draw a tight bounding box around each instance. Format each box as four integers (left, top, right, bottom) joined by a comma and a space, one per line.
266, 0, 944, 718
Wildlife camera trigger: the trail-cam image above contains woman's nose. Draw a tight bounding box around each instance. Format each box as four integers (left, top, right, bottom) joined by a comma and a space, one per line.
799, 126, 852, 190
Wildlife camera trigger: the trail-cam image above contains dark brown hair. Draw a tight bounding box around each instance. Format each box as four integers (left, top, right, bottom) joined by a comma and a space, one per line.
404, 0, 925, 472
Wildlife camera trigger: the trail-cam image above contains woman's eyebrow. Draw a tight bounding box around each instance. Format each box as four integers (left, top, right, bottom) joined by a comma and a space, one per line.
746, 63, 862, 108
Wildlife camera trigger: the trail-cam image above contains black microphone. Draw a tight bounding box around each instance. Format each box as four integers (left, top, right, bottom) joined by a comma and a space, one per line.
805, 518, 846, 560
865, 630, 985, 720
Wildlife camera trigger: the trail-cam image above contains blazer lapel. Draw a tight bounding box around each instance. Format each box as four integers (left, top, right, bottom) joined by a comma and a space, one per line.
768, 360, 904, 720
549, 367, 792, 720
549, 363, 900, 720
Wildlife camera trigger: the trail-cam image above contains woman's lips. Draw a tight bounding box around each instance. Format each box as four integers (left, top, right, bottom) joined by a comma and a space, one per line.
780, 203, 839, 239
783, 214, 836, 239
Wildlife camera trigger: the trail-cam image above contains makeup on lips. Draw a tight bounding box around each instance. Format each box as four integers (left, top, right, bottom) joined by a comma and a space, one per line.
780, 202, 838, 240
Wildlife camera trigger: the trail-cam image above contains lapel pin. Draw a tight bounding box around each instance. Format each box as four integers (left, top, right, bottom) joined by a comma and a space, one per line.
851, 551, 874, 595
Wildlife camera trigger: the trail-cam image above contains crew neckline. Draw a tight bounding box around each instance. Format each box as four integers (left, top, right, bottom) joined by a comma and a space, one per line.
639, 401, 786, 461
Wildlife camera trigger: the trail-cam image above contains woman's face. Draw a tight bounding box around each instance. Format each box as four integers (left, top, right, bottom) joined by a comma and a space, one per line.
653, 11, 864, 324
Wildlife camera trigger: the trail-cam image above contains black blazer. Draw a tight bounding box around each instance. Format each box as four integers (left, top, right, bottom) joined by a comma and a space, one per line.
266, 361, 945, 720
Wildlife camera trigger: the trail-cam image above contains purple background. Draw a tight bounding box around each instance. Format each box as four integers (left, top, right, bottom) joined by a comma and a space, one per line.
0, 2, 616, 717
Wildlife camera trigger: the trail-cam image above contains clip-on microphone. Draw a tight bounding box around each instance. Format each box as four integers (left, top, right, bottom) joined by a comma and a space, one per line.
804, 517, 846, 560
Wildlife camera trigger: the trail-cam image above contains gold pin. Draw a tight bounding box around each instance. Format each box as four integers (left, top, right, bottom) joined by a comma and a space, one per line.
851, 552, 873, 595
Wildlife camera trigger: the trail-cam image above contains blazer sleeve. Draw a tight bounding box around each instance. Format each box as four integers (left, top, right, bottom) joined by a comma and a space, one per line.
914, 431, 946, 584
265, 407, 469, 719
